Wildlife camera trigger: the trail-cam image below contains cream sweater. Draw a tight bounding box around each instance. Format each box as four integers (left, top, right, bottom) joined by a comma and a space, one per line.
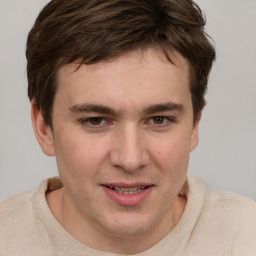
0, 176, 255, 256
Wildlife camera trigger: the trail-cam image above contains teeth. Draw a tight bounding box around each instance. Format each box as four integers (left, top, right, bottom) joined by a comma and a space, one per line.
109, 186, 146, 194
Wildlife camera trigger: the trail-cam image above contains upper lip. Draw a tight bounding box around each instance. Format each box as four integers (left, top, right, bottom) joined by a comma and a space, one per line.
102, 182, 154, 188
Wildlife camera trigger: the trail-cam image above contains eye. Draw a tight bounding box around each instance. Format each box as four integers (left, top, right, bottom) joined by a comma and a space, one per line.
89, 117, 104, 126
79, 117, 108, 127
78, 116, 113, 131
145, 116, 176, 128
152, 116, 165, 124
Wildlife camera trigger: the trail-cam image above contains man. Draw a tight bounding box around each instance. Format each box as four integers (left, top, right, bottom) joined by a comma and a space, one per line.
0, 0, 255, 255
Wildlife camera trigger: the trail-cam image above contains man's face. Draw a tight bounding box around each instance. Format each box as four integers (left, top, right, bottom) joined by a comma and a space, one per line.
45, 49, 199, 239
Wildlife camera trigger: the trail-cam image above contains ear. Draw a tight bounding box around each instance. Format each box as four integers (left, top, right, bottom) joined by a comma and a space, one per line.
31, 103, 55, 156
190, 112, 201, 152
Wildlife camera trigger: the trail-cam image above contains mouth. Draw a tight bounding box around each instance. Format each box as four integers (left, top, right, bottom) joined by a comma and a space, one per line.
106, 185, 150, 195
102, 183, 154, 206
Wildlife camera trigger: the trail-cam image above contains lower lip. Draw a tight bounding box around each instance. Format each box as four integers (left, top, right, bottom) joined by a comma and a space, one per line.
102, 186, 153, 206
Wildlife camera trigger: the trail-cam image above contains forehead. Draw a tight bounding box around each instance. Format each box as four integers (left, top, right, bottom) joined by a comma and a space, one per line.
55, 49, 191, 112
59, 49, 189, 79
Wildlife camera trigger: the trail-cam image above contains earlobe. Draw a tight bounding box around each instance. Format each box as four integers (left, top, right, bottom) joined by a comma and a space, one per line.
31, 103, 55, 156
190, 112, 201, 152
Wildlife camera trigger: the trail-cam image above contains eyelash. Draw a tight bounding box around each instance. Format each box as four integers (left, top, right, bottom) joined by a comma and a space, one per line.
79, 117, 111, 129
79, 116, 176, 130
146, 116, 176, 127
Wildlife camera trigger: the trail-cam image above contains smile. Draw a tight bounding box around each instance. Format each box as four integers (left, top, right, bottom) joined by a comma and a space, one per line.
102, 184, 153, 206
108, 186, 147, 194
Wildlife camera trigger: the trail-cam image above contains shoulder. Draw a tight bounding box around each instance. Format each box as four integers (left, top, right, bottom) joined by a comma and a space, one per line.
207, 188, 256, 221
0, 190, 35, 229
0, 189, 34, 212
186, 176, 256, 254
0, 182, 53, 255
0, 191, 35, 254
187, 175, 256, 216
186, 176, 256, 230
207, 190, 256, 254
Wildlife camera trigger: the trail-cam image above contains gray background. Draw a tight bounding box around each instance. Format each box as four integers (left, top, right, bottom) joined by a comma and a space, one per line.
0, 0, 255, 201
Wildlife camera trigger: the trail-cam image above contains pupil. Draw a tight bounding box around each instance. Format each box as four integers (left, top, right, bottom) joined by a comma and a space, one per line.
90, 117, 102, 125
153, 116, 163, 124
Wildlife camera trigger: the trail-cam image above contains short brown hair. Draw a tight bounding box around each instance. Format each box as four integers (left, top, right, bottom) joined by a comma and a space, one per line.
26, 0, 215, 128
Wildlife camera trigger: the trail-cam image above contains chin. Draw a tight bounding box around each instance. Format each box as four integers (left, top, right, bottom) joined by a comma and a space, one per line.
101, 212, 156, 237
107, 224, 151, 238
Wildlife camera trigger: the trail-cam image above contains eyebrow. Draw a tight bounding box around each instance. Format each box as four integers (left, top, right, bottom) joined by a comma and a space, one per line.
142, 102, 184, 115
69, 102, 184, 116
69, 104, 118, 115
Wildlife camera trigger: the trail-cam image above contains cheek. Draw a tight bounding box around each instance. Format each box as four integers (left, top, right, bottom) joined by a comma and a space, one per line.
149, 134, 190, 203
53, 130, 109, 179
151, 132, 192, 167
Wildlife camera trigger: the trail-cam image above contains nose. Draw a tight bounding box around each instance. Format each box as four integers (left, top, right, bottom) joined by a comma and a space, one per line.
109, 123, 149, 172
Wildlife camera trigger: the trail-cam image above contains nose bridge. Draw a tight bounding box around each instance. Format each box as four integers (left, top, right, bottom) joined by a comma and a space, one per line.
110, 122, 148, 171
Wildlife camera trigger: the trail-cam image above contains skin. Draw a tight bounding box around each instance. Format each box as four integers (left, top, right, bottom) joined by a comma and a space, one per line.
32, 49, 200, 254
